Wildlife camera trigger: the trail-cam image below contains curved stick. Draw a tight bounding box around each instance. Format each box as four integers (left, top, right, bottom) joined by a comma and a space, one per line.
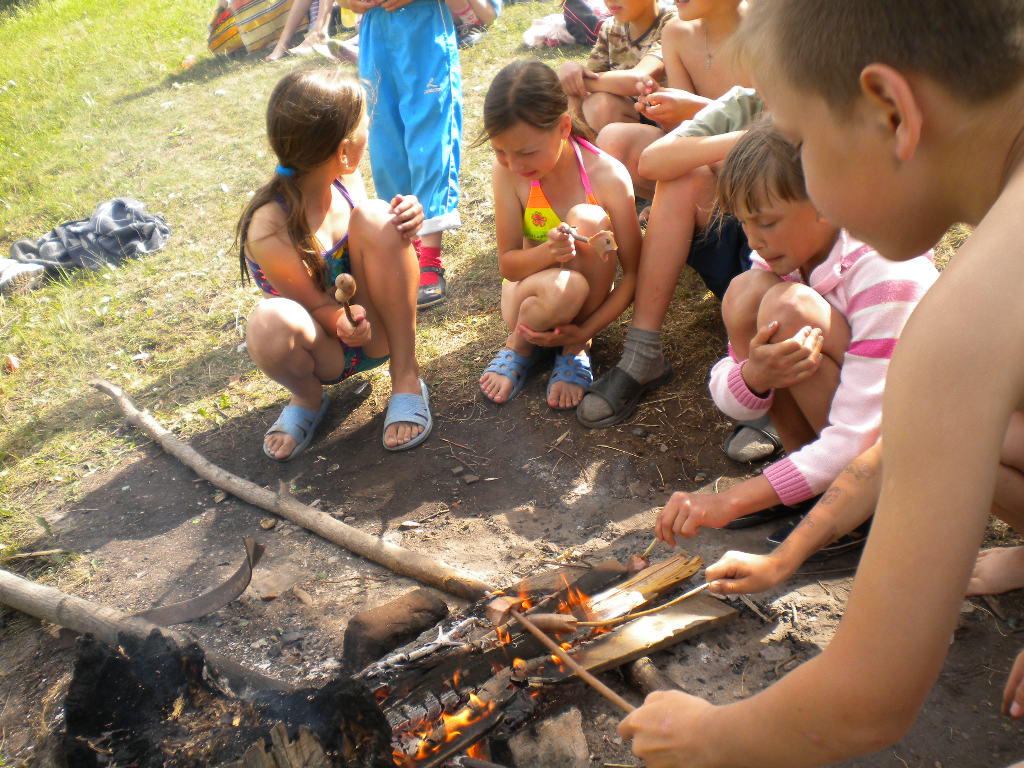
90, 378, 493, 601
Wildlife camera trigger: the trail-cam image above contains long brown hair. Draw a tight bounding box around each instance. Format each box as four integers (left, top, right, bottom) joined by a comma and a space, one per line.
236, 68, 366, 287
476, 59, 593, 145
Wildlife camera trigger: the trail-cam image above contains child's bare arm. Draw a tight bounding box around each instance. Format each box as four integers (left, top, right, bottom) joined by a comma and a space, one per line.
638, 130, 743, 180
621, 188, 1024, 763
247, 208, 367, 345
586, 55, 665, 97
708, 440, 882, 595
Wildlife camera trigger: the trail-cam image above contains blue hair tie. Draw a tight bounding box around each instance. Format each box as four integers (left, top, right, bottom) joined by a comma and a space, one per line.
276, 164, 296, 177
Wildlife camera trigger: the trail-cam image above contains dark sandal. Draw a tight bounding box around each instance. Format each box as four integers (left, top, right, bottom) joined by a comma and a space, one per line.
768, 518, 871, 562
724, 494, 821, 530
576, 364, 674, 429
417, 266, 447, 309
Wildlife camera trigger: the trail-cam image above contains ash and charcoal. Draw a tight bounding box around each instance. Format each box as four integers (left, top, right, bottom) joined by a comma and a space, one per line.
62, 630, 393, 768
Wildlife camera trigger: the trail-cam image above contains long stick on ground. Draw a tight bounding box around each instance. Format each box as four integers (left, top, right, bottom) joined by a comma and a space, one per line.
91, 378, 493, 602
511, 608, 636, 714
0, 566, 291, 693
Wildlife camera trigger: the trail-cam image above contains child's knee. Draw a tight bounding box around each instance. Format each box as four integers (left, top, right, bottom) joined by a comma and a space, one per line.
722, 270, 781, 328
520, 271, 589, 327
246, 298, 313, 355
350, 198, 401, 242
758, 282, 830, 334
583, 92, 629, 130
565, 203, 610, 237
596, 123, 637, 164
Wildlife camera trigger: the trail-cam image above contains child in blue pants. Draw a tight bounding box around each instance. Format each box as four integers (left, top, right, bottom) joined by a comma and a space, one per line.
353, 0, 463, 309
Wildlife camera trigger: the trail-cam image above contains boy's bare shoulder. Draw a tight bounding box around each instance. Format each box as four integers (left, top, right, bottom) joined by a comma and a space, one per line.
664, 16, 701, 41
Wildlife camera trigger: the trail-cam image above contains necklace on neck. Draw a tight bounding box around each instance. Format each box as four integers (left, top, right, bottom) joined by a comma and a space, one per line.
703, 25, 714, 69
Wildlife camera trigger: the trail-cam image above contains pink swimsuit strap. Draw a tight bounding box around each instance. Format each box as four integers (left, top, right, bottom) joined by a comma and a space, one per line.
529, 136, 600, 201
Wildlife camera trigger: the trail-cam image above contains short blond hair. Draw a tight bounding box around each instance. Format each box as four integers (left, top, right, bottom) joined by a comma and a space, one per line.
717, 118, 806, 217
735, 0, 1024, 113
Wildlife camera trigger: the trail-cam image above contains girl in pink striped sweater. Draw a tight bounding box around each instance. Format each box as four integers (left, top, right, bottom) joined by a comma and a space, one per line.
655, 119, 937, 546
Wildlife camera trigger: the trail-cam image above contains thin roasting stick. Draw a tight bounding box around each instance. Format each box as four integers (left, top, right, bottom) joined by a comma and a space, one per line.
511, 609, 636, 714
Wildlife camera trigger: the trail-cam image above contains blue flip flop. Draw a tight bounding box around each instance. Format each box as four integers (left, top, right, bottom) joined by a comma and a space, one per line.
546, 350, 594, 410
263, 393, 330, 462
382, 378, 432, 452
482, 347, 550, 403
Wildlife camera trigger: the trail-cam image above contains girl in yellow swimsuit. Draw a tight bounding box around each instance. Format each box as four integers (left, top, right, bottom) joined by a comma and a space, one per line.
478, 59, 643, 409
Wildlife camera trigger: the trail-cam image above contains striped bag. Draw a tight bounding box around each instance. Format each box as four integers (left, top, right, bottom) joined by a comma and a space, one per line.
231, 0, 295, 53
207, 6, 245, 55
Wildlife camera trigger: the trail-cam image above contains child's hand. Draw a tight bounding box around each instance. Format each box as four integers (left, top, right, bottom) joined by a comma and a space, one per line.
640, 89, 709, 127
706, 550, 790, 595
346, 0, 379, 11
380, 0, 413, 11
558, 61, 596, 99
1003, 649, 1024, 719
389, 194, 423, 241
618, 689, 716, 768
546, 226, 576, 264
655, 491, 734, 547
517, 322, 586, 349
743, 320, 824, 394
336, 303, 372, 347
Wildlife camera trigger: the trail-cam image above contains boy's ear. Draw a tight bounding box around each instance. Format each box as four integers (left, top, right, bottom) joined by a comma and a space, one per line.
858, 63, 922, 164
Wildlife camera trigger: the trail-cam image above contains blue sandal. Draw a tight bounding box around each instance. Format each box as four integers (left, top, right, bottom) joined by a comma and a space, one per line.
263, 393, 330, 462
481, 347, 547, 403
382, 378, 432, 452
546, 350, 594, 410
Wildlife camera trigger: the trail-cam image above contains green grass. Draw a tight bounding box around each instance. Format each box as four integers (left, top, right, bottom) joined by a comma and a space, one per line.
0, 0, 970, 566
0, 0, 597, 562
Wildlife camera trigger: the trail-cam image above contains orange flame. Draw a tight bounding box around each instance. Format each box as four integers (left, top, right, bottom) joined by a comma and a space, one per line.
495, 625, 511, 645
466, 741, 487, 759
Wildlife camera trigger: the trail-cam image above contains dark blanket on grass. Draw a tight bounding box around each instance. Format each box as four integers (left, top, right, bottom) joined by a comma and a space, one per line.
8, 198, 170, 274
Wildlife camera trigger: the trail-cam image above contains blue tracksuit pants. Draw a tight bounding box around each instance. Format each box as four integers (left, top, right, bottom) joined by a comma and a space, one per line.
358, 0, 462, 235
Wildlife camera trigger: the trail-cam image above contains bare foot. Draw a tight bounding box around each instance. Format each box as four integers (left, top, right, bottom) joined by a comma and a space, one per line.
383, 420, 424, 448
480, 366, 517, 403
382, 379, 426, 449
547, 379, 585, 409
966, 547, 1024, 595
264, 48, 286, 62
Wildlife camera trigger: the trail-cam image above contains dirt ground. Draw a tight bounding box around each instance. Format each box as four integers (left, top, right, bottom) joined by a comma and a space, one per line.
1, 339, 1023, 767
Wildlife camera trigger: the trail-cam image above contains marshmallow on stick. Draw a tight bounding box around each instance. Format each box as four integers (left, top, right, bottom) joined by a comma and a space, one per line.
334, 273, 359, 325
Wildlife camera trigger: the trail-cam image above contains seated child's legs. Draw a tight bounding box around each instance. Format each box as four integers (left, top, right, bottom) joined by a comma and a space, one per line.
246, 297, 346, 458
348, 199, 424, 446
722, 268, 783, 359
969, 411, 1024, 595
480, 270, 590, 403
562, 203, 618, 328
631, 166, 716, 334
756, 281, 850, 438
596, 122, 664, 200
582, 92, 640, 135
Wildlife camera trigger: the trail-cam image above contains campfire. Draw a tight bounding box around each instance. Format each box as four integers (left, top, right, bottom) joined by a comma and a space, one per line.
58, 551, 738, 767
58, 552, 734, 767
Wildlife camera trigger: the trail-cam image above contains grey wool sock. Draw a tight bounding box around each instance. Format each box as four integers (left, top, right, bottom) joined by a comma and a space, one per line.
616, 327, 666, 384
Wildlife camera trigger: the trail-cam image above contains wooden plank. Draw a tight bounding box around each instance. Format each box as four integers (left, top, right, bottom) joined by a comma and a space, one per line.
586, 553, 703, 621
532, 594, 736, 682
